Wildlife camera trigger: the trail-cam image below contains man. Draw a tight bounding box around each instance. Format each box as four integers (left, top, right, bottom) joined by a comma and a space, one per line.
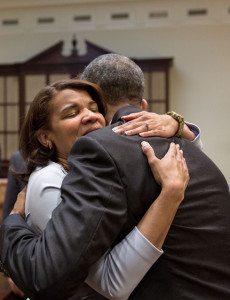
1, 54, 230, 300
82, 56, 230, 299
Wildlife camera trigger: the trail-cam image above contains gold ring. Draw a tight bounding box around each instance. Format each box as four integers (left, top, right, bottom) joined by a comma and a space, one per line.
145, 123, 149, 131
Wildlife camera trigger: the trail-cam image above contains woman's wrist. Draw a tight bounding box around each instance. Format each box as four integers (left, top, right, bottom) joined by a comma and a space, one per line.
10, 209, 25, 218
182, 123, 196, 141
161, 185, 185, 205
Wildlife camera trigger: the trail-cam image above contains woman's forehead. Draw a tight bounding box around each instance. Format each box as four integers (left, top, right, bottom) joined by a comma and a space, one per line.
52, 89, 93, 105
49, 88, 98, 114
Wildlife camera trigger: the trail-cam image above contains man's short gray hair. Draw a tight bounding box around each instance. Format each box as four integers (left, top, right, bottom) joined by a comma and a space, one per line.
80, 54, 144, 105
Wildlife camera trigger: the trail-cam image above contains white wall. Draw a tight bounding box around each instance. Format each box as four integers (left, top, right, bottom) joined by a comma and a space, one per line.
0, 0, 229, 181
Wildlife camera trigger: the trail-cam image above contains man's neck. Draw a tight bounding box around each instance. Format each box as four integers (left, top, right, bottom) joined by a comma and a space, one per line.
105, 103, 137, 124
105, 104, 125, 124
105, 99, 147, 124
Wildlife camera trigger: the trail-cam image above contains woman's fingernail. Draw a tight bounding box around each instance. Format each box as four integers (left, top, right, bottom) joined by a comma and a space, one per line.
112, 127, 119, 132
125, 130, 131, 135
141, 141, 149, 148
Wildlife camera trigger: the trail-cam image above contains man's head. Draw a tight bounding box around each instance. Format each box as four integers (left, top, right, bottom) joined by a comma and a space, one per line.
80, 54, 147, 121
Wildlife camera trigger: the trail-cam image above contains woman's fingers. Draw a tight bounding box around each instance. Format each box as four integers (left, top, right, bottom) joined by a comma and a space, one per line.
141, 141, 157, 162
114, 111, 179, 138
141, 141, 189, 196
7, 278, 25, 297
113, 122, 143, 135
10, 188, 27, 217
164, 142, 177, 159
121, 112, 144, 121
141, 141, 161, 183
113, 111, 157, 135
113, 122, 161, 137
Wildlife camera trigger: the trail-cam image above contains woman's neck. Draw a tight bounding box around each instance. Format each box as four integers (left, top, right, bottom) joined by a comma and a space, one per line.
57, 157, 69, 172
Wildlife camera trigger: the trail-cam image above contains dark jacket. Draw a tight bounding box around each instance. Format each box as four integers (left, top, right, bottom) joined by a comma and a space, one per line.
3, 151, 25, 219
1, 106, 230, 300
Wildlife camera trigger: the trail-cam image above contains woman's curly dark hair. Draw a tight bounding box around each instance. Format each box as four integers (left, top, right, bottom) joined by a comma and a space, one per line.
19, 79, 106, 182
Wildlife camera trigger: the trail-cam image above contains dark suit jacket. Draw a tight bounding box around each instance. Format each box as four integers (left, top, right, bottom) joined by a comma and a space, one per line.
3, 151, 25, 219
1, 106, 230, 300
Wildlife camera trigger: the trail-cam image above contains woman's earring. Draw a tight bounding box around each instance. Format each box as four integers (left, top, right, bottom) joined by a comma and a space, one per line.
47, 141, 52, 150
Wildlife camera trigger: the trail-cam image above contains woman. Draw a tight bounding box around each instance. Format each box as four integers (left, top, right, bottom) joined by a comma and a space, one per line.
15, 79, 189, 299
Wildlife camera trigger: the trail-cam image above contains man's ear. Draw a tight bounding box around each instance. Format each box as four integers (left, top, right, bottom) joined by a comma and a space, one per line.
37, 129, 52, 149
140, 99, 148, 111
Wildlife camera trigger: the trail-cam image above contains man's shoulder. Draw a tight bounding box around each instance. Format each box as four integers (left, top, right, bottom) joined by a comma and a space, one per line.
85, 124, 115, 138
69, 126, 118, 162
78, 125, 117, 145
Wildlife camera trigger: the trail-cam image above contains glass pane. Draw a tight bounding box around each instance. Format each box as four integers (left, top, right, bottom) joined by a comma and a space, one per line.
149, 102, 166, 114
6, 76, 19, 103
6, 134, 19, 160
25, 75, 46, 103
6, 106, 19, 131
0, 106, 4, 131
0, 77, 4, 103
151, 72, 166, 100
49, 73, 70, 84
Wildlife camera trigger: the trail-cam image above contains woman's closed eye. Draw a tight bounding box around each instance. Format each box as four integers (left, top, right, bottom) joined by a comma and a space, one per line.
89, 103, 99, 113
63, 109, 79, 118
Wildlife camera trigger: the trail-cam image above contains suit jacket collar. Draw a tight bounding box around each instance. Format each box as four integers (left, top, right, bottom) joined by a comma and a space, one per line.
111, 106, 141, 124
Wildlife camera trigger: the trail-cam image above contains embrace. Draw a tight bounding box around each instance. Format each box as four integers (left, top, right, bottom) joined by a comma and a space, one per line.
1, 54, 230, 300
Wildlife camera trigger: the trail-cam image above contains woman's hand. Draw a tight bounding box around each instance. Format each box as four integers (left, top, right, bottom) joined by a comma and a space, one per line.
141, 141, 189, 202
7, 277, 25, 298
10, 187, 27, 218
138, 142, 189, 249
112, 111, 195, 141
113, 111, 178, 137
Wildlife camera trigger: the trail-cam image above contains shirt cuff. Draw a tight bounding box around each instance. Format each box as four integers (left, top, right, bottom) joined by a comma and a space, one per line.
133, 226, 163, 261
185, 121, 203, 150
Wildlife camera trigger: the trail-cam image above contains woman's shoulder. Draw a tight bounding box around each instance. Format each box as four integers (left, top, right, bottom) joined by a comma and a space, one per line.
29, 161, 67, 183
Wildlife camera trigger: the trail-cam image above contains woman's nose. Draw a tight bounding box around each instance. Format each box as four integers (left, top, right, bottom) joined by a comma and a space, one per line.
81, 109, 98, 124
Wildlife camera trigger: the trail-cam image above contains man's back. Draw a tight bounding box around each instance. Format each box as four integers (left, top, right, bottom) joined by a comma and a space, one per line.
78, 52, 230, 298
87, 117, 230, 299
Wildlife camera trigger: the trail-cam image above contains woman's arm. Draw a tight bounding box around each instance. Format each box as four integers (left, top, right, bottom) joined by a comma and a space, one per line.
86, 226, 162, 300
24, 163, 66, 233
112, 111, 202, 148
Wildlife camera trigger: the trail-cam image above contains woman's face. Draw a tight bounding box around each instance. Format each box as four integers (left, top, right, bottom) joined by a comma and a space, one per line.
47, 88, 106, 159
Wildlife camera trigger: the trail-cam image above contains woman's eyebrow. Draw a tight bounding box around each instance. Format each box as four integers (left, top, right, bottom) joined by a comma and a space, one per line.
88, 100, 97, 105
60, 103, 79, 114
62, 103, 78, 110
